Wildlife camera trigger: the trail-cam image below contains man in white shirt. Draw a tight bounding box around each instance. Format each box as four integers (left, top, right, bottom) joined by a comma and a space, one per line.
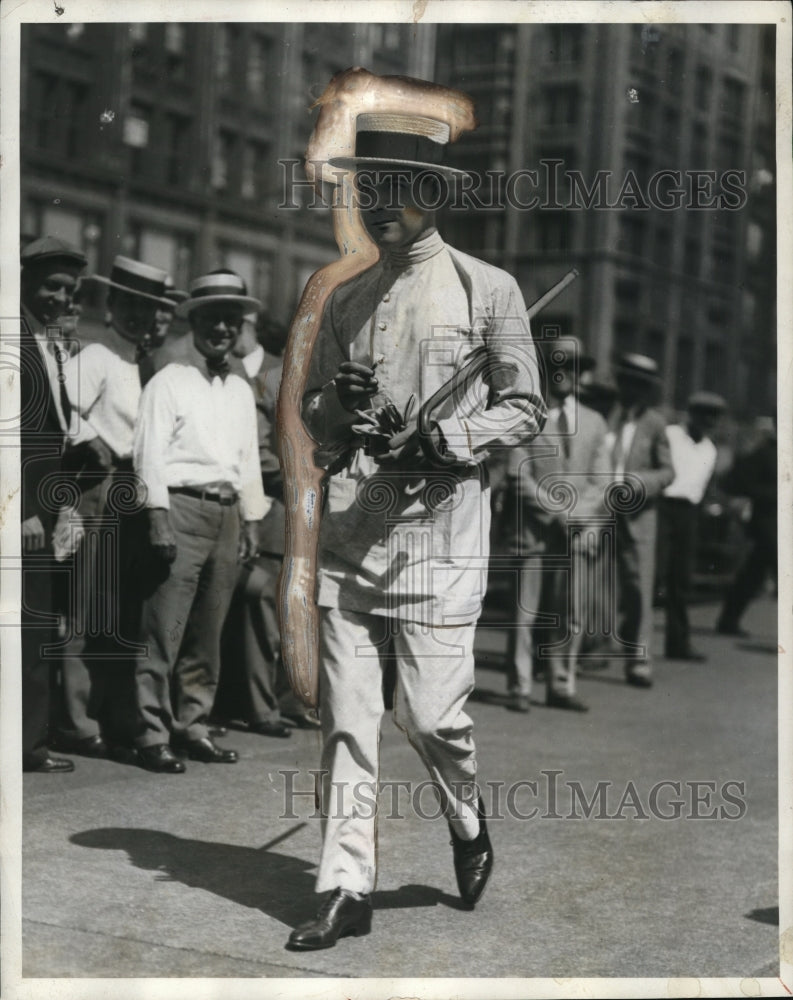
132, 271, 269, 773
53, 256, 171, 760
660, 392, 726, 660
20, 235, 87, 773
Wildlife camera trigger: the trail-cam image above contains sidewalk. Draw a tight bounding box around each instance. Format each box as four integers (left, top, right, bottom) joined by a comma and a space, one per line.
21, 597, 780, 983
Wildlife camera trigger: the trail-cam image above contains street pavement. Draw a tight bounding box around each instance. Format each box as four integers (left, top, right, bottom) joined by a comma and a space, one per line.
20, 595, 781, 989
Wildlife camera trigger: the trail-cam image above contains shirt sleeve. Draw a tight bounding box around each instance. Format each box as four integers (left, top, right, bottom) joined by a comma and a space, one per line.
63, 345, 105, 444
237, 380, 270, 521
434, 271, 547, 462
133, 370, 176, 510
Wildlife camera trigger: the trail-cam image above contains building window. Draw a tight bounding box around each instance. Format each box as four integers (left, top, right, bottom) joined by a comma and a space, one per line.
124, 103, 151, 176
721, 78, 745, 123
164, 112, 191, 186
653, 225, 672, 267
617, 216, 646, 258
615, 279, 640, 304
241, 141, 269, 199
247, 35, 271, 95
684, 237, 701, 277
165, 23, 188, 79
674, 336, 693, 408
546, 24, 583, 63
614, 320, 638, 357
537, 211, 572, 251
690, 124, 708, 165
217, 24, 240, 91
212, 130, 235, 191
665, 47, 684, 95
543, 85, 579, 126
695, 66, 713, 107
703, 341, 722, 391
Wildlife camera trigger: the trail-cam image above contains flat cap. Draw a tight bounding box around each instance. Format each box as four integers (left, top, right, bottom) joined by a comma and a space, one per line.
688, 391, 727, 412
21, 235, 87, 270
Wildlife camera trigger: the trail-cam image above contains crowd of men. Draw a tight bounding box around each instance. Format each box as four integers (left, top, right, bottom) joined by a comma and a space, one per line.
20, 236, 315, 776
18, 239, 778, 768
17, 95, 777, 951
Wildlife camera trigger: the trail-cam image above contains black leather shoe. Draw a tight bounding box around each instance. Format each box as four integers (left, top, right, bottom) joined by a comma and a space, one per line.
449, 799, 493, 907
138, 744, 186, 773
282, 711, 322, 730
666, 649, 707, 662
287, 889, 372, 950
181, 736, 238, 763
249, 720, 292, 738
626, 668, 654, 689
24, 755, 75, 774
716, 619, 750, 637
506, 693, 530, 713
51, 733, 109, 758
546, 691, 589, 712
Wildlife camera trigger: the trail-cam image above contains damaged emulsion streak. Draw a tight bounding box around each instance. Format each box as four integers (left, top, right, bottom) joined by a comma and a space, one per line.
275, 68, 476, 708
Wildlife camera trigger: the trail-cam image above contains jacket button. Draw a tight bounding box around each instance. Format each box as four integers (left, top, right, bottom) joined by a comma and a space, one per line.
382, 293, 390, 302
378, 322, 387, 331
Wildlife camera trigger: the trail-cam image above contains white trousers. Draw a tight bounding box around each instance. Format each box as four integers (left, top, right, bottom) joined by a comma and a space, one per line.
315, 606, 481, 895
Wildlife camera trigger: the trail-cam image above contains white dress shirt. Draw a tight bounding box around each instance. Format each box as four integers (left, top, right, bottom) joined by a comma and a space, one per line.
64, 342, 142, 459
242, 344, 265, 378
663, 423, 717, 504
133, 363, 270, 521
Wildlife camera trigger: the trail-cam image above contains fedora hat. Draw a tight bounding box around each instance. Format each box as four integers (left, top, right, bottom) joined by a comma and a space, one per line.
538, 335, 596, 372
87, 255, 171, 305
614, 352, 661, 382
176, 270, 261, 318
21, 235, 87, 271
328, 112, 470, 181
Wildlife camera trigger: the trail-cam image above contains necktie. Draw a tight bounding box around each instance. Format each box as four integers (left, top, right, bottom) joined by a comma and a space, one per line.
136, 344, 155, 387
556, 405, 570, 462
206, 356, 230, 381
48, 340, 72, 426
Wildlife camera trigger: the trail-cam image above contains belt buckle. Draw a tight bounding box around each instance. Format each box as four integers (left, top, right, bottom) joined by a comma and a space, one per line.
216, 490, 236, 506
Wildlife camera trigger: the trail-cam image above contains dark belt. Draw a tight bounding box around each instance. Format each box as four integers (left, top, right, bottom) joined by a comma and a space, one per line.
170, 485, 239, 506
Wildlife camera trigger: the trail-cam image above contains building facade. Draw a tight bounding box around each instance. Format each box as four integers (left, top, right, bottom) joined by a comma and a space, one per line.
20, 20, 775, 416
434, 21, 776, 416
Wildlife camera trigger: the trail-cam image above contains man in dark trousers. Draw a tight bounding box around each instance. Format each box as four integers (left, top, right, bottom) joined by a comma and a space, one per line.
608, 353, 674, 689
716, 417, 777, 637
132, 271, 269, 773
19, 235, 87, 772
659, 391, 726, 660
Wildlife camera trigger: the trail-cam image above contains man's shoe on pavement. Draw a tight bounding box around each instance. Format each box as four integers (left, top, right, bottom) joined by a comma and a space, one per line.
282, 711, 322, 730
139, 744, 185, 773
249, 720, 292, 738
546, 690, 589, 712
51, 733, 108, 758
287, 889, 372, 950
23, 754, 75, 774
449, 799, 493, 907
665, 648, 707, 662
716, 618, 750, 638
506, 693, 530, 713
626, 664, 654, 689
180, 736, 238, 763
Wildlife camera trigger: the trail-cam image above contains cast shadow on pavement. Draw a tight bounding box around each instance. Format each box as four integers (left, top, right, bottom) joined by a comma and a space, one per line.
70, 827, 466, 927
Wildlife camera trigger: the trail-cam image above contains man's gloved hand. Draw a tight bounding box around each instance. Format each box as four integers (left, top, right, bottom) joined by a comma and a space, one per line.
239, 520, 259, 562
84, 436, 115, 472
22, 515, 46, 553
334, 361, 379, 412
148, 508, 177, 563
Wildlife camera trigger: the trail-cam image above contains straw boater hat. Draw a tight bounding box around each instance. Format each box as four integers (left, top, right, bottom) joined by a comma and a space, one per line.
614, 352, 661, 382
88, 255, 171, 305
175, 271, 261, 318
687, 391, 726, 414
162, 274, 189, 306
328, 112, 470, 181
